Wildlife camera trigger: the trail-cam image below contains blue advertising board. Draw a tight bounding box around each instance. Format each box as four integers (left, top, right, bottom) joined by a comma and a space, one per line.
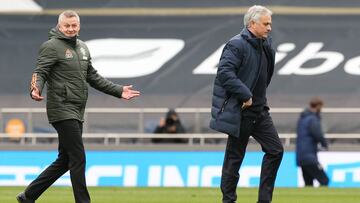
0, 151, 358, 187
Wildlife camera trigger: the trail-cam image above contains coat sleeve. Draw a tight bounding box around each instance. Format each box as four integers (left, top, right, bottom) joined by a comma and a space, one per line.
30, 41, 58, 95
309, 117, 328, 148
86, 58, 123, 98
217, 42, 252, 102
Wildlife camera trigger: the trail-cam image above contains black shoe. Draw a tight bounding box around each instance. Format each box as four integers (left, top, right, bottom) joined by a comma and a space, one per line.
16, 192, 35, 203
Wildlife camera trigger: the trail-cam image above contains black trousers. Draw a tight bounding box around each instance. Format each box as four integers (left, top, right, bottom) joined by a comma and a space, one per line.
24, 119, 90, 203
221, 110, 284, 203
301, 164, 329, 186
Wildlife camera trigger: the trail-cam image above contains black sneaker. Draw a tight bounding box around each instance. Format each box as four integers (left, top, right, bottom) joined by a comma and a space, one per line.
16, 192, 35, 203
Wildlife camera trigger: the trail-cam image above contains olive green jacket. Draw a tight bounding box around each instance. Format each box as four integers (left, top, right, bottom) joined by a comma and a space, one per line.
30, 28, 123, 123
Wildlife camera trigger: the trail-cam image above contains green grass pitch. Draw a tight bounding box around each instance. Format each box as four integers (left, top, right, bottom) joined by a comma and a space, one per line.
2, 187, 359, 203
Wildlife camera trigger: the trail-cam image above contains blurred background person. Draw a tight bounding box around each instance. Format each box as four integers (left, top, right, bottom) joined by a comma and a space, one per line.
296, 97, 329, 187
152, 109, 187, 143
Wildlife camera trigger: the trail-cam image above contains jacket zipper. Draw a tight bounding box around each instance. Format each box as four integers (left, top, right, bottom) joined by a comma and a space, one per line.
221, 99, 228, 112
74, 46, 85, 80
73, 45, 87, 104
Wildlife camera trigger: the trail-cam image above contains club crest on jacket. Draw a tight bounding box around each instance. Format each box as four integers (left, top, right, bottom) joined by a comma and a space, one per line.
65, 49, 73, 59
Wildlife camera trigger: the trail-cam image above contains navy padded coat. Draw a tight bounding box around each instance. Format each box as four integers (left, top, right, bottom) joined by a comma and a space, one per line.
296, 109, 328, 166
210, 28, 275, 137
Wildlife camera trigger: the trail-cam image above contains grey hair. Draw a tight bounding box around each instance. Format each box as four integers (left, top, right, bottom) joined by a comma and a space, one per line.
58, 10, 80, 24
243, 5, 272, 27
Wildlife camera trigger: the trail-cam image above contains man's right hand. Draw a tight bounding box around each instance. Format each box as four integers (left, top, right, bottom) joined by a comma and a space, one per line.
242, 97, 252, 109
31, 87, 44, 101
121, 85, 140, 100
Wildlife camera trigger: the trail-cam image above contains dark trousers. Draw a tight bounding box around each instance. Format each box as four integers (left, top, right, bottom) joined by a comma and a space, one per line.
221, 110, 284, 203
24, 119, 90, 203
301, 164, 329, 186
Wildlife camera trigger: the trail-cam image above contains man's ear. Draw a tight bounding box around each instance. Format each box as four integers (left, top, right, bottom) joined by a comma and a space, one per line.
249, 20, 256, 28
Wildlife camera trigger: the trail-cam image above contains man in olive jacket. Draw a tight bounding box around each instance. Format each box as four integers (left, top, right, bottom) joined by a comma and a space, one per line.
16, 10, 140, 203
210, 5, 283, 203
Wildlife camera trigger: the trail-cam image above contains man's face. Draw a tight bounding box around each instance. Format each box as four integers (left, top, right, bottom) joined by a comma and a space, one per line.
249, 15, 272, 39
58, 16, 80, 37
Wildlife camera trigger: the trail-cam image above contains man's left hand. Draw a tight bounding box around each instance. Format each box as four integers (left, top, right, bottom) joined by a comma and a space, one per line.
121, 85, 140, 100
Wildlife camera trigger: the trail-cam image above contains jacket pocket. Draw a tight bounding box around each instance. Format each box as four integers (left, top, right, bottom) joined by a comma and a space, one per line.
219, 98, 229, 114
64, 83, 84, 104
213, 96, 242, 137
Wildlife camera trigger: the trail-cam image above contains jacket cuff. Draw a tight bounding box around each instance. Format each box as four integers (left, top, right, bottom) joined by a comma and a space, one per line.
118, 85, 124, 98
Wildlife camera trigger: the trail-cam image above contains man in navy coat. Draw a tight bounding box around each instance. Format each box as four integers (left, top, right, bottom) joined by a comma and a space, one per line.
210, 5, 283, 203
296, 97, 329, 186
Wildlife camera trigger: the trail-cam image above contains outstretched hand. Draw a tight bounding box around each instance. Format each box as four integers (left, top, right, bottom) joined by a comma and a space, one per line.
31, 87, 44, 101
121, 85, 140, 100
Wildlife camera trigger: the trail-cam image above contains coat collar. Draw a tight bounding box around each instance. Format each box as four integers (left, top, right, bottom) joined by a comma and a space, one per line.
240, 28, 272, 50
49, 27, 78, 47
